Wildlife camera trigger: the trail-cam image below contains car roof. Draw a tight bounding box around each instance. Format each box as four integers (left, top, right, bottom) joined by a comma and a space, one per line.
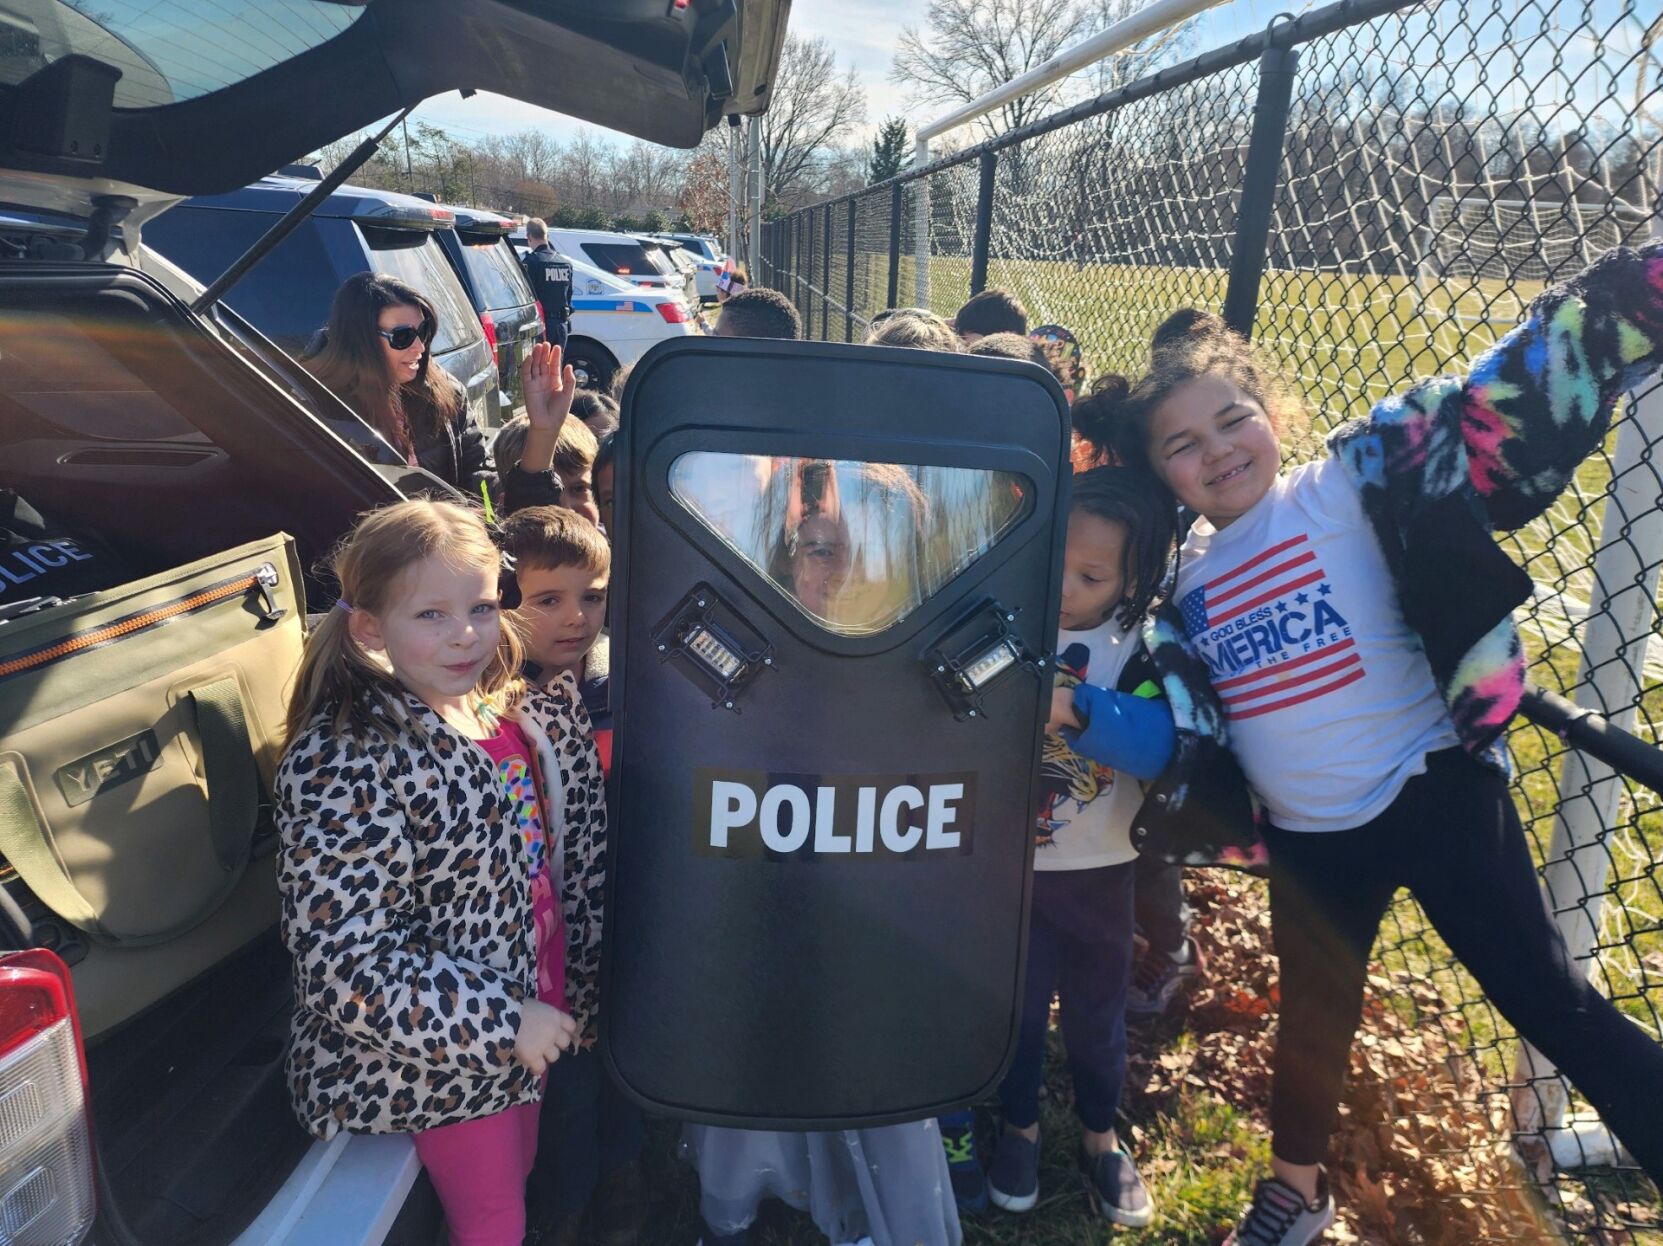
178, 173, 457, 232
0, 0, 790, 196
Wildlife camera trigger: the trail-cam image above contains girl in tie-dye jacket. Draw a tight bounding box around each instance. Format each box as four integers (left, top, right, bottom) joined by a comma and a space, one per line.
1108, 243, 1663, 1246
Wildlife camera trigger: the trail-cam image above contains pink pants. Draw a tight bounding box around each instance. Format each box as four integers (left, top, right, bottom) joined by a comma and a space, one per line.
413, 1101, 541, 1246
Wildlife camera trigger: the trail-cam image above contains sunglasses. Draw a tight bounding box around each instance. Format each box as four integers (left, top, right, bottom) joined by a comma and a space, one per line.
377, 319, 434, 351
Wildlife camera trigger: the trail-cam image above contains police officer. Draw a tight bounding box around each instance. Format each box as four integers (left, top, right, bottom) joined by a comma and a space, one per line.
521, 217, 574, 356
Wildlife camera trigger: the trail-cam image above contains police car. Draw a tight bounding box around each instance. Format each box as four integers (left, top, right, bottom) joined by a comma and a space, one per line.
511, 230, 701, 392
546, 226, 698, 311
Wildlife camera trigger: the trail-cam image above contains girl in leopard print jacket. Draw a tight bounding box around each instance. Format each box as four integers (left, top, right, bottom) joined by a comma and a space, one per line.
274, 499, 607, 1246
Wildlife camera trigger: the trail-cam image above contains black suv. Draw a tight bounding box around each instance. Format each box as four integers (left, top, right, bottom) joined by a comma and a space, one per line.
432, 205, 544, 421
146, 172, 505, 430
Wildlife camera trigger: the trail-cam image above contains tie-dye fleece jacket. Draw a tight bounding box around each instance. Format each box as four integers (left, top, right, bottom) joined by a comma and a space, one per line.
1130, 240, 1663, 871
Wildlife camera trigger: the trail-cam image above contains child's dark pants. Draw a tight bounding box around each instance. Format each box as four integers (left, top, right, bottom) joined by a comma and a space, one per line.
999, 863, 1137, 1134
1264, 747, 1663, 1181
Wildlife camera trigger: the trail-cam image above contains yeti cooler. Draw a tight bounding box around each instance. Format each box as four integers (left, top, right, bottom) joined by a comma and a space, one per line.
605, 336, 1071, 1127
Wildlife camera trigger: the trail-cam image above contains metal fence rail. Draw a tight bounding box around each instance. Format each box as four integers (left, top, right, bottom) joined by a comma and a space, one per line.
763, 0, 1663, 1237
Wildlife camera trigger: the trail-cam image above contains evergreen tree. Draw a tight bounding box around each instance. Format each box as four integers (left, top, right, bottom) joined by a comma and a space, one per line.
868, 118, 910, 185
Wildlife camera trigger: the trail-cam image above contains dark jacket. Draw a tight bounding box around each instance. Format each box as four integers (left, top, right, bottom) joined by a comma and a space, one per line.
413, 402, 492, 497
1132, 241, 1663, 872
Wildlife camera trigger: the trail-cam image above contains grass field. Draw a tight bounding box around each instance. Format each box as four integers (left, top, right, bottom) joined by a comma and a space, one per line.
745, 249, 1663, 1243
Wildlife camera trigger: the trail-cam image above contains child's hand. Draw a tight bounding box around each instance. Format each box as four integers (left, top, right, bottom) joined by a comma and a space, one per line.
513, 998, 578, 1076
523, 342, 578, 433
1046, 685, 1083, 735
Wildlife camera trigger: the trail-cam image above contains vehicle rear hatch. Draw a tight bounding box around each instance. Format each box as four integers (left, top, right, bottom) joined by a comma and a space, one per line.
447, 206, 541, 420
0, 0, 789, 206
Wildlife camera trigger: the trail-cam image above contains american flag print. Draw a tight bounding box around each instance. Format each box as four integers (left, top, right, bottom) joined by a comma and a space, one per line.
1177, 533, 1364, 720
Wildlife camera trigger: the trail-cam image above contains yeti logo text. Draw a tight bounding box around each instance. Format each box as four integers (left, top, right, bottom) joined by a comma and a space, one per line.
695, 768, 977, 861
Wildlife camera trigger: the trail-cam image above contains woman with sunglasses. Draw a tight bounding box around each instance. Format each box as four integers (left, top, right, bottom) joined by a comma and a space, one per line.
306, 272, 490, 493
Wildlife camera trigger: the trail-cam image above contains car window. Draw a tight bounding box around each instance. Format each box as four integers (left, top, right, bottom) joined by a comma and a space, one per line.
143, 205, 340, 353
581, 242, 673, 278
360, 227, 484, 354
2, 1, 361, 108
457, 235, 533, 312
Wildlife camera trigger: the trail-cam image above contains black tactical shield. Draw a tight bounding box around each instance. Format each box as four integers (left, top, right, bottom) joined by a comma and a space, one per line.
604, 336, 1070, 1127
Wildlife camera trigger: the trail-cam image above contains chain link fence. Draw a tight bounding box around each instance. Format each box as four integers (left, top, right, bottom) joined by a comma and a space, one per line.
764, 0, 1662, 1237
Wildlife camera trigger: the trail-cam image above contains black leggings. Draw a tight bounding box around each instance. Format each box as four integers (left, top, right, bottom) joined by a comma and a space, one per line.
1264, 747, 1663, 1181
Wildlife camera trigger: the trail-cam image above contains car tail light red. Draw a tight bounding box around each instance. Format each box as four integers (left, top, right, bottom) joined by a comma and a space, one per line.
656, 301, 691, 324
0, 949, 95, 1245
480, 315, 499, 352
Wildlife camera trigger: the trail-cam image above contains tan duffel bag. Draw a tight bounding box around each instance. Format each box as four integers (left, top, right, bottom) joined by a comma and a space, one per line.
0, 535, 303, 978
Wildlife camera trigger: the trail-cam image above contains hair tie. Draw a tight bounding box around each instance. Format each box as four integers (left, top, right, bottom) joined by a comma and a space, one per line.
335, 598, 354, 613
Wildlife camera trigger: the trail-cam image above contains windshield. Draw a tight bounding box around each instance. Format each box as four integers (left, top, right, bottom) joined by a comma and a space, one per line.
361, 227, 484, 355
458, 235, 533, 312
0, 0, 360, 108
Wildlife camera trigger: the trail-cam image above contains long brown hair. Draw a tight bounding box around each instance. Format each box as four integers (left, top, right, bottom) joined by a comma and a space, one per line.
284, 499, 523, 744
304, 272, 463, 457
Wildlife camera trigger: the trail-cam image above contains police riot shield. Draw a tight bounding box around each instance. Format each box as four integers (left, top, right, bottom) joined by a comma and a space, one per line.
605, 337, 1070, 1127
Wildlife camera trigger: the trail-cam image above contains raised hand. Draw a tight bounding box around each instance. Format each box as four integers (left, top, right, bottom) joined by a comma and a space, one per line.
523, 341, 578, 433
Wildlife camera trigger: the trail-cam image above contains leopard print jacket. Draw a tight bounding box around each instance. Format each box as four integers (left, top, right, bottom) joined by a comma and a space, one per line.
274, 675, 607, 1138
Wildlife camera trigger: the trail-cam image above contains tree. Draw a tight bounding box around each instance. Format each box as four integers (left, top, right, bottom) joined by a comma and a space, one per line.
891, 0, 1198, 142
758, 34, 867, 209
677, 143, 731, 235
868, 118, 910, 184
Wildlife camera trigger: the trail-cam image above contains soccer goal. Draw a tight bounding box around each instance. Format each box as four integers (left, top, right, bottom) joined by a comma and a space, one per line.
1416, 194, 1654, 325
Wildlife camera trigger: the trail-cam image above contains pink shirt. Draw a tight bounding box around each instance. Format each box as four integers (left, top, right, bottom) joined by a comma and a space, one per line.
476, 719, 568, 1010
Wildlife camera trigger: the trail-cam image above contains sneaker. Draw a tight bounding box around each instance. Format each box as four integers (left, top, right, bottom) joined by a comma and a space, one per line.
939, 1113, 990, 1213
1080, 1142, 1153, 1227
591, 1159, 648, 1246
1224, 1171, 1335, 1246
986, 1128, 1041, 1213
1126, 935, 1206, 1020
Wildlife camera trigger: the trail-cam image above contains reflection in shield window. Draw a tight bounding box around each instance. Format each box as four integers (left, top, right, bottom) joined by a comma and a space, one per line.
670, 454, 1029, 636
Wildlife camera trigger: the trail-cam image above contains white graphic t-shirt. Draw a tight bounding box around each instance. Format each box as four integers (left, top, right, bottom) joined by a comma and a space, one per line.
1174, 457, 1458, 832
1034, 614, 1146, 870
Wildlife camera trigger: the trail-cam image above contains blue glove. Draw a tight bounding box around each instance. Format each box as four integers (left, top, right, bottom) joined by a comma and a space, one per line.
1060, 683, 1176, 781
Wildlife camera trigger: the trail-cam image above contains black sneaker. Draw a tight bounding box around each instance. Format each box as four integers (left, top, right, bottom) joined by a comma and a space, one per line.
986, 1128, 1041, 1213
1080, 1142, 1153, 1227
939, 1113, 990, 1213
1224, 1170, 1335, 1246
1126, 936, 1206, 1020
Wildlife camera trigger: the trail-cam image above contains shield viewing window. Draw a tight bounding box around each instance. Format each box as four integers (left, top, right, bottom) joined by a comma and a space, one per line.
668, 453, 1029, 637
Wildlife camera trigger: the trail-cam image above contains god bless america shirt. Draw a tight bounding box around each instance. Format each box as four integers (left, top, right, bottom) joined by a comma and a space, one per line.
1174, 457, 1458, 832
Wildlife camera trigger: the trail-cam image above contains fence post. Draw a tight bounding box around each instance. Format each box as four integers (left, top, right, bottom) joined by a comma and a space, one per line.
846, 198, 858, 342
822, 202, 833, 341
1221, 39, 1298, 338
914, 137, 931, 308
887, 182, 903, 309
1511, 267, 1663, 1168
805, 210, 815, 321
970, 150, 998, 296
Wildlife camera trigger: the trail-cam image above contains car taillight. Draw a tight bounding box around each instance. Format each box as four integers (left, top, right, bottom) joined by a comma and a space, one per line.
656, 302, 691, 324
0, 950, 94, 1246
480, 315, 498, 352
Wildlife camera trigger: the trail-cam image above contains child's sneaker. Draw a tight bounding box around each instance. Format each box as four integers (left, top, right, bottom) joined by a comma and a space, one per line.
1126, 935, 1206, 1020
1080, 1142, 1153, 1227
590, 1159, 647, 1246
986, 1128, 1041, 1213
1223, 1170, 1335, 1246
939, 1112, 989, 1212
